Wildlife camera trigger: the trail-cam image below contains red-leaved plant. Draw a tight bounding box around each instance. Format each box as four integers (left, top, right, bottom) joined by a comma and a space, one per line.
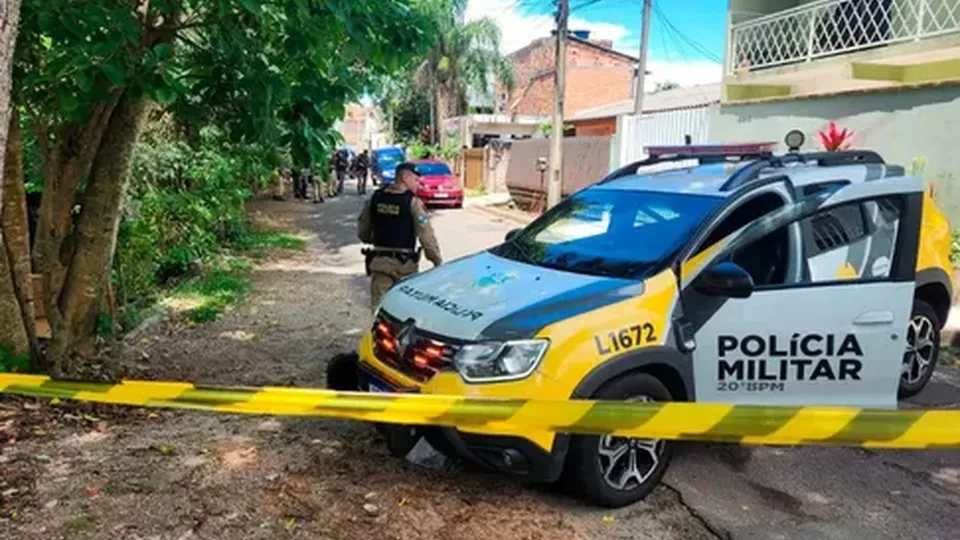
817, 122, 854, 151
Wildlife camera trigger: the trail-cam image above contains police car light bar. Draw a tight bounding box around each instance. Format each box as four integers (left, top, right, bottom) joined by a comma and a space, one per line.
645, 142, 777, 158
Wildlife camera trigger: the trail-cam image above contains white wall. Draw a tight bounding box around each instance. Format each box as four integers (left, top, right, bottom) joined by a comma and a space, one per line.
711, 85, 960, 222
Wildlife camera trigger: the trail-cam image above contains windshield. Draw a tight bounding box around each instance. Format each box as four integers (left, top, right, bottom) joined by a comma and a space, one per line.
377, 151, 403, 166
415, 162, 452, 176
490, 189, 722, 279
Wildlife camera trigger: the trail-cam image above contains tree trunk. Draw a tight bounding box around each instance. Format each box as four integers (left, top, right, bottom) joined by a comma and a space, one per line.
31, 93, 123, 276
0, 0, 24, 357
1, 109, 38, 361
49, 94, 152, 376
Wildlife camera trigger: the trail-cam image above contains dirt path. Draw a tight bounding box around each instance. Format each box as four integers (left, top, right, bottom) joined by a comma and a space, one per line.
1, 194, 716, 540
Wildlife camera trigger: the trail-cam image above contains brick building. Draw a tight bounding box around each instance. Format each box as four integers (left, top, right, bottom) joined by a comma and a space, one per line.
498, 31, 638, 118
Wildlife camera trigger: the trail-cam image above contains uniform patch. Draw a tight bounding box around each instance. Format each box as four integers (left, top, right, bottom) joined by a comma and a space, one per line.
418, 215, 429, 225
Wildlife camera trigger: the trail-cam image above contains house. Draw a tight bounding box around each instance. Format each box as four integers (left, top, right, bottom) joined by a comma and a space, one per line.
716, 0, 960, 221
337, 104, 389, 150
567, 83, 723, 136
499, 30, 639, 118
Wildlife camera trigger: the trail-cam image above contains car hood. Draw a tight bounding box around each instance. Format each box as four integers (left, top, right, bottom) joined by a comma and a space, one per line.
377, 251, 643, 341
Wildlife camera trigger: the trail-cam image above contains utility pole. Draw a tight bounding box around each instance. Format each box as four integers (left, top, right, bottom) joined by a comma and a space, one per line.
548, 0, 568, 209
633, 0, 653, 114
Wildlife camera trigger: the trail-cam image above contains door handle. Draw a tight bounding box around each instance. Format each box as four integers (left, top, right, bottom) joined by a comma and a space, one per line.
854, 311, 895, 325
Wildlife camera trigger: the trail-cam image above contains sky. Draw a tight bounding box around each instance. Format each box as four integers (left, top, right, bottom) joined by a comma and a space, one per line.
464, 0, 728, 91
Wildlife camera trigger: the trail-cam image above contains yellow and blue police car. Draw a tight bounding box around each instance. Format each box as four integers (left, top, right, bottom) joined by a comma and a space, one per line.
341, 135, 953, 507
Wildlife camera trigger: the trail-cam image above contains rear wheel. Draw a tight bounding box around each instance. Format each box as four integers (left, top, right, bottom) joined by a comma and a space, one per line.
568, 372, 673, 507
899, 299, 941, 399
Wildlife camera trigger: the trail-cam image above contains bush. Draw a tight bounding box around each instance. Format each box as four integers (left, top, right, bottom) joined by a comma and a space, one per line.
114, 123, 272, 320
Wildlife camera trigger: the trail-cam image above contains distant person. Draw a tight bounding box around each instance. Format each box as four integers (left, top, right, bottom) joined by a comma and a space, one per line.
333, 150, 348, 195
354, 150, 370, 195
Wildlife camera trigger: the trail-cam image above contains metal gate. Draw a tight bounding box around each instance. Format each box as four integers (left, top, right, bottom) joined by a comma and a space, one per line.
615, 105, 716, 167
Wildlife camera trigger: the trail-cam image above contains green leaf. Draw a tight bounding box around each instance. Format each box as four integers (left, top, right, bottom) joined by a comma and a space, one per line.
100, 62, 125, 86
153, 43, 172, 60
154, 85, 178, 105
236, 0, 262, 14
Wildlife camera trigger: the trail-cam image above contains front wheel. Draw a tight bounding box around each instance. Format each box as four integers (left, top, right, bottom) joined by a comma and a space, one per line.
568, 372, 674, 507
899, 299, 941, 399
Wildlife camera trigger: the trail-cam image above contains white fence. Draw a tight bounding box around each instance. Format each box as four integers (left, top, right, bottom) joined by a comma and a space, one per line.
728, 0, 960, 74
614, 105, 716, 168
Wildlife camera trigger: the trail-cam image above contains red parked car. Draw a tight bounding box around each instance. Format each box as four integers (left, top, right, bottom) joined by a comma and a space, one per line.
412, 159, 463, 208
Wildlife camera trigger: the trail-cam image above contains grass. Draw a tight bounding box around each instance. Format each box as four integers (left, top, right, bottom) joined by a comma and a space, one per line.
233, 228, 306, 259
0, 344, 31, 374
167, 257, 253, 323
148, 227, 303, 326
942, 346, 960, 367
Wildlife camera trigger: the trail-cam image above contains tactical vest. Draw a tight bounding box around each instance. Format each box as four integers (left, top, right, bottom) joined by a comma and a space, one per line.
371, 190, 417, 250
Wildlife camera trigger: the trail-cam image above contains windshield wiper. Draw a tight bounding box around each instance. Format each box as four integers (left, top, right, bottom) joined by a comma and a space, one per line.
506, 238, 538, 265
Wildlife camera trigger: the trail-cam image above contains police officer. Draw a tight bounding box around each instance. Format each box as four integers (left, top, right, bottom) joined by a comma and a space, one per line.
358, 162, 442, 311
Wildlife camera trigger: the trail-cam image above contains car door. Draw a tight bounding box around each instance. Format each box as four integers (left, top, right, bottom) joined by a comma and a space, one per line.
681, 174, 923, 408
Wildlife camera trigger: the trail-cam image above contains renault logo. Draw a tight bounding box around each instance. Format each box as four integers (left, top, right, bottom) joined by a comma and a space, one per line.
396, 319, 416, 358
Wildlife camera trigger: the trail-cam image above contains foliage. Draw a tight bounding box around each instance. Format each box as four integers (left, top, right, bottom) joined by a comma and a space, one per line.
406, 138, 459, 162
539, 122, 574, 137
413, 0, 513, 131
0, 345, 32, 374
817, 122, 854, 151
6, 0, 441, 373
388, 84, 432, 143
114, 119, 301, 320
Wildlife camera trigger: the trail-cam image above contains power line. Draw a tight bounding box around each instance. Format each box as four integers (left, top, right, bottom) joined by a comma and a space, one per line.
651, 2, 722, 63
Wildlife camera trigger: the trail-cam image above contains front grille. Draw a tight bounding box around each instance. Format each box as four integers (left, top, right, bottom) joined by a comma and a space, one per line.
372, 312, 459, 382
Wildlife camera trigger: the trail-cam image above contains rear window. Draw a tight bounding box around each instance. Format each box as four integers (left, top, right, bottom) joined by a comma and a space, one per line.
415, 162, 452, 176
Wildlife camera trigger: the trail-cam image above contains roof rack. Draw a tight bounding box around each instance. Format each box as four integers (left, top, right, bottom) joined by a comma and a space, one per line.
599, 142, 777, 184
719, 150, 885, 192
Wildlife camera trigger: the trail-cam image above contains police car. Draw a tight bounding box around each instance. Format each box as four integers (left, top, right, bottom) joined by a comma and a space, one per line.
348, 135, 953, 507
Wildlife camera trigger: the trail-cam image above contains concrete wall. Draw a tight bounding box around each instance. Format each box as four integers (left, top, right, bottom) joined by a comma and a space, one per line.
505, 136, 611, 197
710, 85, 960, 222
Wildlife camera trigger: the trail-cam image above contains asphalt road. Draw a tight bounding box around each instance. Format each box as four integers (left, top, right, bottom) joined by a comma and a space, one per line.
331, 184, 960, 540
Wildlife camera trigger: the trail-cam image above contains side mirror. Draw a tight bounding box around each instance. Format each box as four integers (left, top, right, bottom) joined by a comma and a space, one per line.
694, 261, 754, 299
505, 228, 521, 242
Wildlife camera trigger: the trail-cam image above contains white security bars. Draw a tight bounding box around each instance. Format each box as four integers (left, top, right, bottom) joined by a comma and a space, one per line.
728, 0, 960, 74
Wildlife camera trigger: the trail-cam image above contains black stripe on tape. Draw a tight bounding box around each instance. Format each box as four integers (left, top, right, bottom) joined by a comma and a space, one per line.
5, 384, 81, 400
172, 388, 262, 408
314, 392, 401, 415
820, 409, 924, 445
430, 399, 526, 427
680, 406, 802, 443
566, 401, 663, 435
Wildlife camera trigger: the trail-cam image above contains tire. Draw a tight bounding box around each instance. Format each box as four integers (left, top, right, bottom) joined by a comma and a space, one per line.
899, 299, 941, 399
568, 372, 674, 508
325, 352, 360, 391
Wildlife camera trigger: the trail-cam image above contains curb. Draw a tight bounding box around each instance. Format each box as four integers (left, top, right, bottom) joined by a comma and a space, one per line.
469, 204, 536, 226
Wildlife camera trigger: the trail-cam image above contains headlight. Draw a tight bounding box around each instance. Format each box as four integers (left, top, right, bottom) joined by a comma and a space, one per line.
453, 340, 548, 383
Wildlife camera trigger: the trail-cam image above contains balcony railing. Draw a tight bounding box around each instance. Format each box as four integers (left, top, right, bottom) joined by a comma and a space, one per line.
727, 0, 960, 74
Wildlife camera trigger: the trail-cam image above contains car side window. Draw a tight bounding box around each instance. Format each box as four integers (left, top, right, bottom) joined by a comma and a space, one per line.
694, 192, 786, 256
801, 197, 902, 282
725, 196, 903, 288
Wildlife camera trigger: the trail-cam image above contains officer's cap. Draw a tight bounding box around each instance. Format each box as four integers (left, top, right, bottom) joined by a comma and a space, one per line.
394, 162, 422, 178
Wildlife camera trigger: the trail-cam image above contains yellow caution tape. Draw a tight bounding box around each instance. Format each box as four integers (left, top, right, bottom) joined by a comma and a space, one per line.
1, 373, 958, 448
